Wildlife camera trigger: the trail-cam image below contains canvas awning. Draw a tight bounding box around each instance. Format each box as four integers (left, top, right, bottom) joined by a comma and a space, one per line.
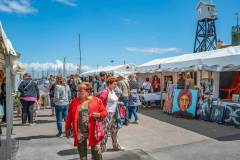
80, 64, 136, 77
137, 46, 240, 73
0, 22, 17, 56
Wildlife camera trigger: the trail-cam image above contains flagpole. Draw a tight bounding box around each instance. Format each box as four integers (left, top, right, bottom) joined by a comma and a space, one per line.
78, 33, 82, 74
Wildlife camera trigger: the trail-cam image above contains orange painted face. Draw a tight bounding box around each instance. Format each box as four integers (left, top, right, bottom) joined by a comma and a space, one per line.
179, 94, 190, 111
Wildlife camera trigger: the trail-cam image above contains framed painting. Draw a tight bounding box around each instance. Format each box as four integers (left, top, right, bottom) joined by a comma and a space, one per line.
224, 105, 240, 127
172, 89, 198, 118
210, 105, 225, 124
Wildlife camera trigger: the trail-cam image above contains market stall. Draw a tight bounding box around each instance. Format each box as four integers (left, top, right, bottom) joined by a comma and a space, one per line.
137, 46, 240, 128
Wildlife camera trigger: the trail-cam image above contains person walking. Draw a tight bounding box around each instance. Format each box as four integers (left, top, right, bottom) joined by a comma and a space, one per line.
18, 73, 39, 125
67, 75, 77, 100
49, 75, 56, 116
100, 76, 125, 152
65, 82, 107, 160
128, 75, 141, 123
99, 72, 107, 92
117, 74, 130, 125
53, 76, 71, 137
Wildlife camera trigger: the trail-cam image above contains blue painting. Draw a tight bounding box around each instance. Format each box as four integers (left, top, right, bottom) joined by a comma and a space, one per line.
210, 105, 225, 124
172, 89, 198, 118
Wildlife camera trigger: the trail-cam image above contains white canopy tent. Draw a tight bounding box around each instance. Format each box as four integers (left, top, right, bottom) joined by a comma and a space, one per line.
137, 46, 240, 73
80, 64, 136, 77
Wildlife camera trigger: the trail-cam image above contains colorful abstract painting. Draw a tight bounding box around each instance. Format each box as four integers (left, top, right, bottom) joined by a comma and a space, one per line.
163, 93, 173, 113
172, 89, 198, 118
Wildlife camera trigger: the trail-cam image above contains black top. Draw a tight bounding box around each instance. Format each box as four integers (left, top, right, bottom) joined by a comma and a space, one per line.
18, 79, 40, 99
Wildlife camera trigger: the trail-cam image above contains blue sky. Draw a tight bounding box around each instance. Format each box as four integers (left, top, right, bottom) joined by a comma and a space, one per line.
0, 0, 239, 70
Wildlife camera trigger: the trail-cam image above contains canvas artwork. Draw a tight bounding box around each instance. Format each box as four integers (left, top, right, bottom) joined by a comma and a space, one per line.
163, 93, 173, 113
172, 89, 198, 118
163, 84, 176, 114
224, 105, 240, 127
199, 79, 213, 95
196, 79, 214, 120
196, 97, 212, 121
210, 105, 225, 124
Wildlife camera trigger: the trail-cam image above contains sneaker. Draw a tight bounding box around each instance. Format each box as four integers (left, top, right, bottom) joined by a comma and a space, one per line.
135, 120, 139, 124
56, 133, 63, 137
29, 123, 36, 126
114, 146, 126, 151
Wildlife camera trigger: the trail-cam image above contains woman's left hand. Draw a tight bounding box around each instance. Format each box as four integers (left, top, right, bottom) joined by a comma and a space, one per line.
92, 112, 101, 118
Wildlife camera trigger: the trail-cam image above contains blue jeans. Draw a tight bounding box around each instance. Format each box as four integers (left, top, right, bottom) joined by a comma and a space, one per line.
119, 97, 129, 124
55, 105, 68, 134
129, 106, 139, 121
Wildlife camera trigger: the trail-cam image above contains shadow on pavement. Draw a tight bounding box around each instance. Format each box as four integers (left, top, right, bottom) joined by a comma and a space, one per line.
57, 148, 78, 156
16, 135, 57, 141
104, 149, 156, 160
140, 109, 240, 141
10, 119, 55, 127
35, 119, 56, 124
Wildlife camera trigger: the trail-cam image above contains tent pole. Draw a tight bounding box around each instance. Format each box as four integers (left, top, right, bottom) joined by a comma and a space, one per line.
5, 54, 13, 160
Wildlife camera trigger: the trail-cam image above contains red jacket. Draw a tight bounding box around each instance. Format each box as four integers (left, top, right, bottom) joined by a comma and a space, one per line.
65, 96, 107, 147
151, 78, 161, 92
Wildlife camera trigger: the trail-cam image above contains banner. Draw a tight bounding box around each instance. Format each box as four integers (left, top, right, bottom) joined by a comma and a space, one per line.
172, 89, 198, 118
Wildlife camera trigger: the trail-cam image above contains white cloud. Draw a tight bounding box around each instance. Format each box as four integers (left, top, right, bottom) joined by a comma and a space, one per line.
24, 60, 91, 76
126, 47, 179, 54
0, 0, 37, 14
53, 0, 77, 7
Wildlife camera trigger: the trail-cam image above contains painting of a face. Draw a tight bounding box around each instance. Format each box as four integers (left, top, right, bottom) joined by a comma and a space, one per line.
172, 89, 197, 118
178, 90, 192, 112
179, 94, 190, 111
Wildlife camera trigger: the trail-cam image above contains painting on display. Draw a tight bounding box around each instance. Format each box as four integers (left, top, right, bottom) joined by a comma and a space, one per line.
163, 84, 176, 114
163, 93, 173, 113
196, 79, 213, 121
224, 105, 240, 127
172, 89, 198, 118
199, 79, 213, 95
196, 97, 212, 121
209, 105, 225, 124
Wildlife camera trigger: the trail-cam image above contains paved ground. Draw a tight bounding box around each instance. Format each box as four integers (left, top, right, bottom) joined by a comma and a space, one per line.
1, 108, 240, 160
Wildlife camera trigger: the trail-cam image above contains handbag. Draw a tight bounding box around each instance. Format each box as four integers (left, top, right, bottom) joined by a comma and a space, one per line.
118, 104, 126, 119
94, 119, 105, 143
0, 104, 4, 119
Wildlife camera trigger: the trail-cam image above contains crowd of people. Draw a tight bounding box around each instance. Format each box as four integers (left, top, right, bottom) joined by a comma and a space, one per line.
0, 70, 196, 159
12, 72, 142, 160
